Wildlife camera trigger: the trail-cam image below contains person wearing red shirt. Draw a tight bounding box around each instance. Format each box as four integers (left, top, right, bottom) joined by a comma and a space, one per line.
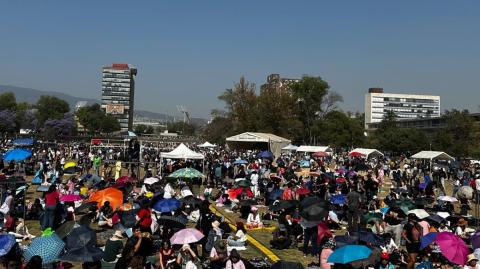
136, 203, 152, 233
44, 184, 59, 229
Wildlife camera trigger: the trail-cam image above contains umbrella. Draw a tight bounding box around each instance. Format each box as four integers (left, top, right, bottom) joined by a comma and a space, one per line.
144, 177, 159, 185
74, 202, 97, 214
350, 247, 382, 269
257, 150, 274, 160
270, 261, 305, 269
300, 160, 310, 168
268, 189, 284, 200
60, 226, 103, 262
438, 196, 458, 202
16, 185, 27, 195
336, 177, 346, 184
269, 200, 297, 211
0, 234, 15, 256
239, 199, 257, 206
471, 232, 480, 250
296, 187, 310, 195
3, 148, 32, 162
170, 228, 204, 245
63, 167, 80, 175
393, 188, 408, 193
24, 234, 65, 264
88, 187, 123, 210
436, 232, 469, 265
408, 209, 430, 219
233, 159, 248, 165
56, 221, 77, 239
395, 200, 416, 213
414, 197, 429, 206
12, 138, 34, 146
236, 180, 252, 188
116, 176, 134, 184
228, 187, 253, 199
300, 203, 328, 221
37, 185, 50, 192
336, 168, 347, 174
363, 212, 383, 223
63, 161, 77, 169
180, 196, 202, 206
421, 232, 438, 249
168, 168, 205, 179
331, 194, 346, 205
379, 207, 390, 215
313, 151, 329, 158
60, 194, 83, 202
117, 209, 140, 228
474, 248, 480, 261
329, 211, 340, 223
327, 245, 372, 264
334, 235, 359, 248
352, 231, 384, 246
456, 186, 474, 199
300, 196, 327, 209
157, 215, 187, 229
349, 152, 365, 158
153, 198, 181, 213
427, 215, 444, 224
437, 212, 450, 219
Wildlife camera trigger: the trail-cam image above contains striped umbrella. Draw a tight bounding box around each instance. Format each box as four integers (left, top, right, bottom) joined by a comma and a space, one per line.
168, 168, 205, 179
24, 234, 65, 264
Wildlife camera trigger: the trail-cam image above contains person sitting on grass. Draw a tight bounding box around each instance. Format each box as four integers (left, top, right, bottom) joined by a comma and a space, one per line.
246, 206, 263, 229
270, 224, 291, 250
227, 222, 248, 247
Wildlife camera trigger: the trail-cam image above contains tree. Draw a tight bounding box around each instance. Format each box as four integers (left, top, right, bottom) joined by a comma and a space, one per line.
36, 95, 70, 125
0, 92, 17, 111
203, 115, 233, 145
101, 115, 121, 134
315, 111, 365, 149
290, 76, 331, 143
76, 104, 120, 134
43, 113, 76, 139
134, 124, 148, 134
0, 110, 17, 133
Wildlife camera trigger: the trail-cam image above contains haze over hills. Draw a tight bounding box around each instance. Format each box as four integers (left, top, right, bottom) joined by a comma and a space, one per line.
0, 85, 207, 125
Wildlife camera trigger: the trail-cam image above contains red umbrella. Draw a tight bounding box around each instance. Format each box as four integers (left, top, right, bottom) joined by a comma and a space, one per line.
297, 187, 311, 195
336, 177, 346, 183
313, 151, 329, 158
116, 176, 134, 184
228, 187, 253, 199
349, 151, 365, 157
317, 221, 333, 244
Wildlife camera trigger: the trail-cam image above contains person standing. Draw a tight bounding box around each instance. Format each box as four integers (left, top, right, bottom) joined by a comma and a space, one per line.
346, 185, 362, 232
43, 184, 60, 229
402, 214, 422, 269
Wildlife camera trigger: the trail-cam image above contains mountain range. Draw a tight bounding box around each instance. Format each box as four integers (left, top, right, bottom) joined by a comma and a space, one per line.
0, 85, 207, 124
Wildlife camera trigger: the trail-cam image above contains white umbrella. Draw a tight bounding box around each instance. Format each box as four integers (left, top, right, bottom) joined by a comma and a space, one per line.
457, 186, 474, 199
234, 178, 247, 182
408, 209, 430, 219
436, 212, 450, 219
438, 196, 458, 202
329, 211, 339, 223
144, 177, 159, 185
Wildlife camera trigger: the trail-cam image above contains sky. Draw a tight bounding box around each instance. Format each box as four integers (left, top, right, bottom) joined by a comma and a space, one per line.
0, 1, 479, 119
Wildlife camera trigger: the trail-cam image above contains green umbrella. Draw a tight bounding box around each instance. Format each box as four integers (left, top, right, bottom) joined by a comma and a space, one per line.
168, 168, 205, 179
363, 212, 383, 223
395, 200, 416, 214
236, 180, 252, 187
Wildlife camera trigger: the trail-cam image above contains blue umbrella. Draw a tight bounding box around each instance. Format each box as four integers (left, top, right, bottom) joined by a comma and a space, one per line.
300, 160, 310, 168
3, 148, 32, 162
24, 234, 65, 264
380, 207, 390, 215
234, 159, 248, 165
257, 150, 274, 159
420, 232, 437, 249
12, 138, 35, 146
327, 245, 372, 264
331, 194, 346, 205
0, 234, 16, 256
268, 189, 284, 200
153, 198, 181, 213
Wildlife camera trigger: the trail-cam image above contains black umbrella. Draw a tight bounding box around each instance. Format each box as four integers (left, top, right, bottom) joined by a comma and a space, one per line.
56, 221, 77, 239
300, 203, 328, 221
74, 202, 97, 214
236, 180, 252, 188
60, 225, 103, 262
427, 215, 444, 224
350, 247, 382, 269
119, 209, 140, 228
414, 197, 429, 206
270, 261, 305, 269
269, 200, 297, 212
239, 199, 257, 207
63, 167, 81, 175
299, 196, 328, 209
180, 196, 202, 206
157, 215, 187, 229
351, 231, 384, 246
334, 235, 359, 248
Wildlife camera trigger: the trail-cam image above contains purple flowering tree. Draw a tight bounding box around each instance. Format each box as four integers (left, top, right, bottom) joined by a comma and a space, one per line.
43, 113, 76, 139
0, 110, 17, 133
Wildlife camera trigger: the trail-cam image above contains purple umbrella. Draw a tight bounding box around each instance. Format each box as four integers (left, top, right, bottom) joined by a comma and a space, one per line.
471, 232, 480, 250
60, 194, 83, 202
170, 228, 204, 245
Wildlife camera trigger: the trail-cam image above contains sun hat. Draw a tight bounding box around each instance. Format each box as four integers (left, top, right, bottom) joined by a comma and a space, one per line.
251, 206, 258, 211
458, 218, 468, 226
468, 254, 478, 263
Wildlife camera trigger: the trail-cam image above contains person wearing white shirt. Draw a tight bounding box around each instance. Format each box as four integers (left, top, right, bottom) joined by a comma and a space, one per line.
246, 207, 263, 229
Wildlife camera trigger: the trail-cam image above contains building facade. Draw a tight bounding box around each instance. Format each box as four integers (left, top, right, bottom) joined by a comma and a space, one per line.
260, 74, 299, 93
365, 88, 440, 129
101, 63, 137, 132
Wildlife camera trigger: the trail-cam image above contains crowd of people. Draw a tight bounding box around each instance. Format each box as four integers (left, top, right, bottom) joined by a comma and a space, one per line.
0, 138, 479, 269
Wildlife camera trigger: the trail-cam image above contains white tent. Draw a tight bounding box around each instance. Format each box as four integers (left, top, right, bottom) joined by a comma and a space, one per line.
198, 142, 216, 148
411, 151, 454, 161
160, 143, 204, 159
349, 148, 384, 158
226, 132, 291, 158
296, 145, 332, 153
282, 144, 299, 151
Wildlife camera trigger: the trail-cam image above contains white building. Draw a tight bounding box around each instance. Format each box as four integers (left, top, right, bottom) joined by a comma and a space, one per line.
101, 63, 137, 132
365, 88, 440, 128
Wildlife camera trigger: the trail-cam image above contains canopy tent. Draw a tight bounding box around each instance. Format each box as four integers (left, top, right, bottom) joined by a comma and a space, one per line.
160, 143, 204, 159
12, 138, 35, 146
411, 151, 454, 161
349, 148, 384, 159
226, 132, 291, 159
198, 142, 216, 148
296, 145, 332, 153
281, 144, 299, 151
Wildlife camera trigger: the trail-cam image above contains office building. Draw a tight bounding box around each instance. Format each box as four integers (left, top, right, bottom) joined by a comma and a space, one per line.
260, 74, 299, 93
101, 63, 137, 132
365, 88, 440, 129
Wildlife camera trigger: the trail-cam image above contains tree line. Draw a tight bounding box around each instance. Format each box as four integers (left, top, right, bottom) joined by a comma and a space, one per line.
203, 76, 480, 158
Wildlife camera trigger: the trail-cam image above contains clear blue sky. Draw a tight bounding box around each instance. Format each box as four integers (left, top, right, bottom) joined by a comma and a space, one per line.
0, 1, 479, 118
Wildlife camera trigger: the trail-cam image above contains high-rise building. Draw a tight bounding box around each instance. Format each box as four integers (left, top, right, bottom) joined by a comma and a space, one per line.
365, 88, 440, 129
260, 74, 299, 93
101, 63, 137, 132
